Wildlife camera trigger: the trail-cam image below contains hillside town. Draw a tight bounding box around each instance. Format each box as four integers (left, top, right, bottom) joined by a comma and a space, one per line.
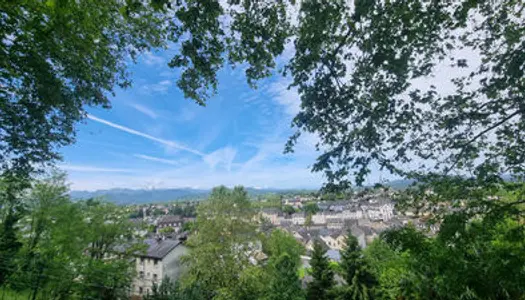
127, 187, 437, 297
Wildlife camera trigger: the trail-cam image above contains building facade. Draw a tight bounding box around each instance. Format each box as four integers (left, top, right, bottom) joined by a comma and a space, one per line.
133, 238, 187, 296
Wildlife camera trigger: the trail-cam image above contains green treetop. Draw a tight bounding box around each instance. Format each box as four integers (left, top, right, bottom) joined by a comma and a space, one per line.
307, 241, 334, 300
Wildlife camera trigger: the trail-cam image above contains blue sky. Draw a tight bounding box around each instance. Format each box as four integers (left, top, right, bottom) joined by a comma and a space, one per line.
59, 45, 398, 191
59, 47, 325, 190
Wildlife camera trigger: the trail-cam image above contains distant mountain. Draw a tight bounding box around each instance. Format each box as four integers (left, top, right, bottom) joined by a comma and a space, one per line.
70, 176, 516, 205
379, 179, 415, 189
70, 188, 210, 205
70, 180, 418, 205
69, 187, 313, 205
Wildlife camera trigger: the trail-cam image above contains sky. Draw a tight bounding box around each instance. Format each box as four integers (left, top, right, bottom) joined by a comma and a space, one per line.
58, 34, 481, 191
59, 47, 343, 191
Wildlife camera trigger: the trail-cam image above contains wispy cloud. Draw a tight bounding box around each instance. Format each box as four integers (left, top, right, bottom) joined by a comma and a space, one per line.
142, 80, 172, 94
142, 51, 166, 66
159, 70, 176, 78
59, 164, 135, 173
87, 114, 204, 156
66, 161, 324, 191
134, 154, 181, 166
267, 80, 300, 117
204, 147, 237, 171
129, 103, 158, 119
175, 106, 197, 122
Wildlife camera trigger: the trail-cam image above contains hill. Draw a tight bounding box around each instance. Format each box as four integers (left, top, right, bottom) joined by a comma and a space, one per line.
69, 179, 417, 205
69, 187, 313, 205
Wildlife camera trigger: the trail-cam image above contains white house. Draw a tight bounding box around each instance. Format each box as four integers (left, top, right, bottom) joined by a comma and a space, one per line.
292, 213, 305, 225
320, 232, 346, 250
312, 213, 326, 225
341, 209, 363, 220
325, 213, 344, 229
367, 208, 383, 220
284, 197, 304, 209
363, 203, 394, 221
156, 215, 184, 233
379, 203, 394, 221
133, 238, 187, 296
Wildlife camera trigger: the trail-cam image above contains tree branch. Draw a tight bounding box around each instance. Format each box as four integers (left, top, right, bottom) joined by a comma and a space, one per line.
446, 110, 521, 174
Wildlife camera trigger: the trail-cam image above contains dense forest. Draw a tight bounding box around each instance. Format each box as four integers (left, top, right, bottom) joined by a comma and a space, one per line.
1, 0, 524, 299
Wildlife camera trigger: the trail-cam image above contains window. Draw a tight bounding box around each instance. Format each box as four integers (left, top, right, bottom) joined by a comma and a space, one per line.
140, 257, 145, 263
139, 271, 144, 279
139, 287, 143, 294
153, 259, 158, 265
153, 274, 158, 281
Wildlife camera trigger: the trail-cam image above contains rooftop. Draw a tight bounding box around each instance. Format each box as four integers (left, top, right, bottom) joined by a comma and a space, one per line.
141, 238, 181, 259
158, 215, 182, 224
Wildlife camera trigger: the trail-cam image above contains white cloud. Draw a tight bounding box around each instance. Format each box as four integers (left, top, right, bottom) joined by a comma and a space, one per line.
142, 80, 172, 94
65, 161, 323, 191
267, 80, 301, 117
175, 106, 198, 122
142, 51, 166, 66
129, 103, 158, 119
159, 70, 175, 78
204, 147, 237, 171
58, 164, 135, 173
134, 154, 181, 166
87, 114, 204, 156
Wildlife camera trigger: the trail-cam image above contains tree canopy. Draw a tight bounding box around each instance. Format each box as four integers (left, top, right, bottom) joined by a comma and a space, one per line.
283, 0, 525, 189
307, 241, 334, 300
2, 2, 525, 299
0, 173, 146, 299
0, 0, 166, 177
5, 0, 522, 192
181, 186, 257, 298
0, 0, 293, 177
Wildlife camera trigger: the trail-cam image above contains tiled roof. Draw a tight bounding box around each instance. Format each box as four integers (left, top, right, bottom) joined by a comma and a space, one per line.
141, 238, 180, 259
158, 215, 182, 224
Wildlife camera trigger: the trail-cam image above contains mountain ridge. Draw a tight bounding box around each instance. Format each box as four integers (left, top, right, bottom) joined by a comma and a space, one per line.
70, 187, 313, 205
69, 179, 416, 205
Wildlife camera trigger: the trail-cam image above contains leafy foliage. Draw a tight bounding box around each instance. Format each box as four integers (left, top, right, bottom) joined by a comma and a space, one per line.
307, 241, 334, 300
364, 240, 415, 300
0, 0, 165, 177
337, 234, 377, 300
283, 205, 296, 215
283, 0, 525, 189
144, 277, 180, 300
267, 254, 304, 300
0, 0, 294, 180
0, 174, 146, 300
166, 0, 293, 105
181, 186, 257, 298
262, 229, 305, 267
303, 203, 319, 215
159, 226, 176, 235
378, 215, 525, 299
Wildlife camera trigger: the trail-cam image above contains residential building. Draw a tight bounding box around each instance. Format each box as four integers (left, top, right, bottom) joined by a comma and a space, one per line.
291, 212, 305, 225
260, 208, 280, 225
157, 215, 183, 233
311, 213, 326, 225
320, 230, 346, 250
341, 208, 363, 220
133, 238, 187, 296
